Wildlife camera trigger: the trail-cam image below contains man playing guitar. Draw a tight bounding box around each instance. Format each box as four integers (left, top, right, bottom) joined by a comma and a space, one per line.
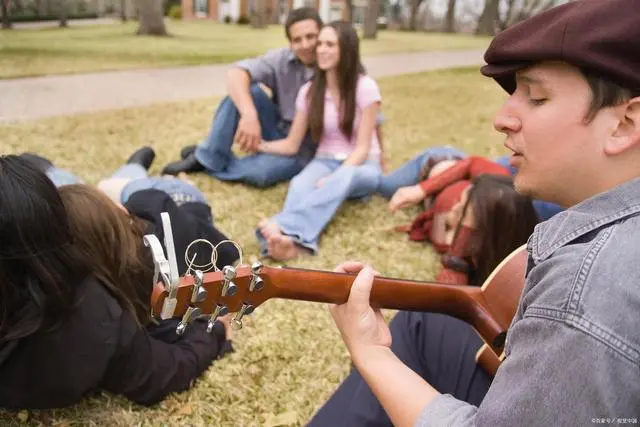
314, 1, 640, 425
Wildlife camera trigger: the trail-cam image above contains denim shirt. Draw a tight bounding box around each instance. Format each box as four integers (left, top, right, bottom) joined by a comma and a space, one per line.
416, 177, 640, 426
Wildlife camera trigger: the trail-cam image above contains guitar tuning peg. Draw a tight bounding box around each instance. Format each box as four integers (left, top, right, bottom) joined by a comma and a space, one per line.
232, 303, 255, 330
206, 304, 229, 333
190, 270, 208, 303
176, 306, 202, 335
249, 261, 264, 292
221, 265, 237, 297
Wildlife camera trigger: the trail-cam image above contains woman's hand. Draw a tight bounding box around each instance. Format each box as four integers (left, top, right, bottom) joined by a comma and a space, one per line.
388, 184, 426, 213
330, 262, 391, 362
217, 313, 234, 341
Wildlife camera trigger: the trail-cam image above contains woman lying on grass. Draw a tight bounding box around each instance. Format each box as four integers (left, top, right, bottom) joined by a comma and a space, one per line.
0, 155, 233, 410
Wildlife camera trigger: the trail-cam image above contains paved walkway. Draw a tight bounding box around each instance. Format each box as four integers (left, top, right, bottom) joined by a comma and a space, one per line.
0, 49, 485, 122
11, 18, 119, 30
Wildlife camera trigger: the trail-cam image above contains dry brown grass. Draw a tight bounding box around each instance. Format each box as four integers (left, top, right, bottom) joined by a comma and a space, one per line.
0, 68, 507, 426
0, 21, 490, 78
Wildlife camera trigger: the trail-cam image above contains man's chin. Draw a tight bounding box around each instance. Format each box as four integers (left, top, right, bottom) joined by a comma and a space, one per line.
297, 55, 316, 66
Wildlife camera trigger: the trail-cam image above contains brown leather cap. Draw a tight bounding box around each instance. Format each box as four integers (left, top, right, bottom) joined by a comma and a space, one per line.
481, 0, 640, 94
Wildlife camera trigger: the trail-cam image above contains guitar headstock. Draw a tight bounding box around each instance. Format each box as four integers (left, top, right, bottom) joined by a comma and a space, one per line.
150, 262, 277, 334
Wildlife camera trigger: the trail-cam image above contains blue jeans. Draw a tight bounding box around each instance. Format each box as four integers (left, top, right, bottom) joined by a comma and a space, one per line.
256, 158, 382, 255
116, 164, 208, 206
194, 84, 307, 188
378, 146, 564, 221
378, 146, 466, 199
46, 167, 84, 187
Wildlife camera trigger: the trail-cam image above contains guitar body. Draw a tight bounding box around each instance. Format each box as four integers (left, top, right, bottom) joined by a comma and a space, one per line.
150, 245, 528, 376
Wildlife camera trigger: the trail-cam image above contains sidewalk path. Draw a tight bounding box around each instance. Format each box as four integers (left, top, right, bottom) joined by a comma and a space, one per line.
0, 49, 485, 122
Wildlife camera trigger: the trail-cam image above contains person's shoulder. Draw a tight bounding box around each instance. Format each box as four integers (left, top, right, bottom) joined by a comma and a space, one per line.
357, 74, 379, 89
261, 47, 295, 63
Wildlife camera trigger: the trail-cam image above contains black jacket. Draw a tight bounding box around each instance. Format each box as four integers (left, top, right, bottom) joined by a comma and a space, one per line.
0, 275, 227, 409
124, 189, 240, 274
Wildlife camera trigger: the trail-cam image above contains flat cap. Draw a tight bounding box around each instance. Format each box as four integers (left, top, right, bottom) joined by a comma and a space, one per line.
481, 0, 640, 94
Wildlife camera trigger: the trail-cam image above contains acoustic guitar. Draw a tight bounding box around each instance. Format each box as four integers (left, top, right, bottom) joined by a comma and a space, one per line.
146, 216, 527, 377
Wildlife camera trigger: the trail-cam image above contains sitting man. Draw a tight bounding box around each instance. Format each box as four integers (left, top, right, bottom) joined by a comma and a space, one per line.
312, 1, 640, 425
161, 7, 322, 188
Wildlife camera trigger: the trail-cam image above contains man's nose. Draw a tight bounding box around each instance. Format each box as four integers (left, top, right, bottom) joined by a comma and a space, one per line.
493, 100, 521, 134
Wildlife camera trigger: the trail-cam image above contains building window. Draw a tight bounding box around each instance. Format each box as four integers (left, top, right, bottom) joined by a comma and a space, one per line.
194, 0, 209, 16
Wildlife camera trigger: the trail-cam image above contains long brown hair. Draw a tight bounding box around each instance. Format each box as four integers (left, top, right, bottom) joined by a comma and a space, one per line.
455, 174, 539, 286
307, 21, 363, 143
59, 185, 153, 326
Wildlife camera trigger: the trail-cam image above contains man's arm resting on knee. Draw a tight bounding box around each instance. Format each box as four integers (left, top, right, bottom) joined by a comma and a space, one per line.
227, 68, 258, 119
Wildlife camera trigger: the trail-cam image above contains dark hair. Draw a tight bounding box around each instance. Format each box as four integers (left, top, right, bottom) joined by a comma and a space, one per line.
0, 156, 90, 342
455, 174, 539, 286
581, 68, 640, 123
285, 7, 323, 40
307, 21, 363, 144
59, 185, 154, 326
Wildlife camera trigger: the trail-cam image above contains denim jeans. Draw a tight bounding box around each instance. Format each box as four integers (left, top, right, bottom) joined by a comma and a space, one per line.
256, 158, 382, 255
46, 167, 84, 187
378, 146, 466, 199
378, 146, 564, 221
115, 164, 208, 206
194, 84, 307, 188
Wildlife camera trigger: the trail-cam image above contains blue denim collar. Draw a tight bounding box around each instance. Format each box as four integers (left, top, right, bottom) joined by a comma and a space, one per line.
529, 176, 640, 262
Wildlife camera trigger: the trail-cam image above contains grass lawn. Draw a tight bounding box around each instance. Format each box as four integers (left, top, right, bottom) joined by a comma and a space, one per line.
0, 20, 490, 79
0, 68, 507, 426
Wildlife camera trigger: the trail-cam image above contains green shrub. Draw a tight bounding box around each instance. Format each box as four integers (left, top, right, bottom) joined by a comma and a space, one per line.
223, 15, 232, 24
236, 15, 250, 25
167, 4, 182, 19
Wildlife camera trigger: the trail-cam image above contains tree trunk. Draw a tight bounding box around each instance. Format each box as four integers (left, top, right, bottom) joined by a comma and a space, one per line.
443, 0, 456, 33
250, 0, 267, 28
476, 0, 499, 35
362, 0, 380, 39
58, 0, 68, 27
120, 0, 127, 21
1, 0, 11, 29
343, 0, 353, 21
137, 0, 168, 36
408, 0, 423, 31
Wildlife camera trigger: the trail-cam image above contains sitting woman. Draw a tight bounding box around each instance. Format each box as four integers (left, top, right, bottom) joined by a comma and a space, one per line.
0, 155, 232, 410
309, 174, 539, 426
378, 146, 563, 253
255, 21, 382, 261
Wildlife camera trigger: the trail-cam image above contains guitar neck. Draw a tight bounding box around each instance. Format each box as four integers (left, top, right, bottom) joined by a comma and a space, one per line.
265, 266, 504, 349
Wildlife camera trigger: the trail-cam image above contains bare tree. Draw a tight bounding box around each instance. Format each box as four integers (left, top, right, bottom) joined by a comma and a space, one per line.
137, 0, 168, 36
344, 0, 354, 21
500, 0, 560, 29
121, 0, 128, 21
407, 0, 424, 30
363, 0, 380, 39
443, 0, 457, 32
250, 0, 268, 28
58, 0, 68, 27
476, 0, 499, 35
1, 0, 11, 29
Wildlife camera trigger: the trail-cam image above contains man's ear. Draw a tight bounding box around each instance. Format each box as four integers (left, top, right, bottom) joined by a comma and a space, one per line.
604, 97, 640, 155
